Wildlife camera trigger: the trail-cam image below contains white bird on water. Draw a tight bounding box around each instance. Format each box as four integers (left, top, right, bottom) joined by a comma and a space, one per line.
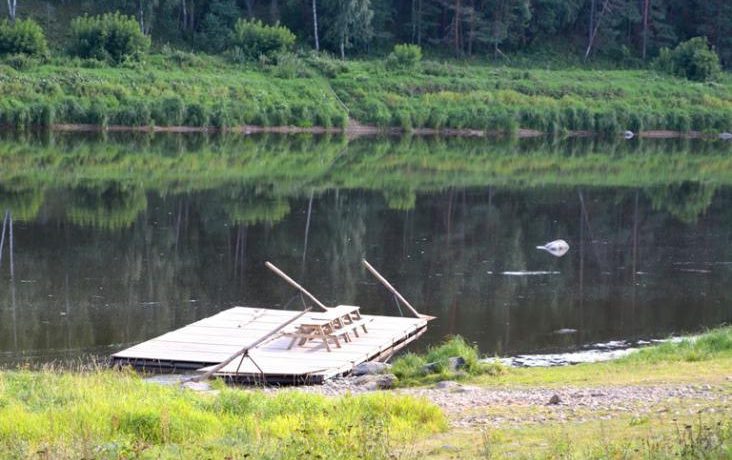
536, 239, 570, 257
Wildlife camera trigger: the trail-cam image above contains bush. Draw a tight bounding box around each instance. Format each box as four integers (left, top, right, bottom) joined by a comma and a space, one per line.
654, 37, 721, 82
1, 53, 39, 70
386, 44, 422, 70
69, 13, 150, 64
228, 19, 295, 61
0, 19, 48, 57
152, 97, 184, 126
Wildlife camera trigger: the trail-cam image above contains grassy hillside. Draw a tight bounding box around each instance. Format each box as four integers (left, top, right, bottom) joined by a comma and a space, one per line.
0, 53, 730, 133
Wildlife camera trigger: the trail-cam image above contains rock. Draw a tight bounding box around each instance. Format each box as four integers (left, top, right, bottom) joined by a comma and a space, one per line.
440, 444, 460, 452
624, 130, 635, 139
548, 394, 561, 405
447, 356, 467, 372
351, 361, 390, 376
720, 132, 732, 140
422, 362, 440, 374
435, 380, 461, 390
353, 373, 396, 391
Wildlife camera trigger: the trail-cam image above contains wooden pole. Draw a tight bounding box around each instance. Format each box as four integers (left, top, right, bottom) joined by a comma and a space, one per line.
189, 308, 311, 382
361, 259, 421, 318
265, 261, 329, 311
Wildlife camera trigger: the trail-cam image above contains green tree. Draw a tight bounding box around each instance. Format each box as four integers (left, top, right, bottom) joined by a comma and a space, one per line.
325, 0, 374, 58
0, 18, 47, 57
69, 13, 151, 64
480, 0, 530, 58
197, 0, 241, 52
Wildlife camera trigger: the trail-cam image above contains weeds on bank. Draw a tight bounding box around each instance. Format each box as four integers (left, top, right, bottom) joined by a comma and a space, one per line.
619, 325, 732, 365
472, 411, 731, 459
392, 336, 507, 386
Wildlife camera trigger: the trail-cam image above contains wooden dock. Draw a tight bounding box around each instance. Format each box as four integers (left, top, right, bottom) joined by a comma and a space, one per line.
112, 306, 430, 384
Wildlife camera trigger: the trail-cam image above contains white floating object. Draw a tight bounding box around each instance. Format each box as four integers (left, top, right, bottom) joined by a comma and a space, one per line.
623, 130, 635, 139
536, 239, 569, 257
720, 132, 732, 140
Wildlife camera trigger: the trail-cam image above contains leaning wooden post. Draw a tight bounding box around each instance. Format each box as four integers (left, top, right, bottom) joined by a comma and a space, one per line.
265, 261, 329, 311
361, 259, 421, 318
188, 308, 312, 382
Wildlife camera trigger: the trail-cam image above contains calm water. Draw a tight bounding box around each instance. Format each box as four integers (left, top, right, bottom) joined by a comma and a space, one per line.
0, 133, 731, 364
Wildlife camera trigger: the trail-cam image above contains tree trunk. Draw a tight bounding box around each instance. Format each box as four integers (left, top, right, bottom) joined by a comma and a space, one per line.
7, 0, 16, 21
245, 0, 254, 17
411, 0, 416, 43
340, 37, 345, 59
180, 0, 187, 30
587, 0, 595, 57
312, 0, 320, 51
641, 0, 649, 60
454, 0, 461, 56
417, 0, 422, 45
270, 0, 279, 22
584, 0, 610, 61
468, 0, 475, 56
138, 0, 145, 34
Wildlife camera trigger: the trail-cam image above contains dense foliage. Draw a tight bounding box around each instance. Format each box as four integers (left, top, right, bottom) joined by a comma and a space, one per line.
10, 0, 732, 66
229, 19, 296, 61
0, 18, 47, 57
385, 44, 422, 70
68, 12, 151, 64
654, 36, 722, 81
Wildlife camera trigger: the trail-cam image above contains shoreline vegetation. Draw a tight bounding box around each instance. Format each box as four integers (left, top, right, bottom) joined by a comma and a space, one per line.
0, 326, 729, 458
1, 53, 730, 137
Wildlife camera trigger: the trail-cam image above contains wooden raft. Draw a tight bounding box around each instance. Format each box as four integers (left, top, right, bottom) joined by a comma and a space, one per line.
112, 306, 430, 384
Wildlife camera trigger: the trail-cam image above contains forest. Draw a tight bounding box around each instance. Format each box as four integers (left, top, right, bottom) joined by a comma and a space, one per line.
0, 1, 730, 135
5, 0, 732, 66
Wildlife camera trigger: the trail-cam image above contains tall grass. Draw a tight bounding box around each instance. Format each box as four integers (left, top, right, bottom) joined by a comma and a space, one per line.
619, 326, 732, 364
0, 368, 446, 459
392, 336, 506, 386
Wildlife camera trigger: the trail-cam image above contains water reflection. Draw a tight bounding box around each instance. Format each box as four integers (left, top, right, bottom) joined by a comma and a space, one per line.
0, 133, 730, 364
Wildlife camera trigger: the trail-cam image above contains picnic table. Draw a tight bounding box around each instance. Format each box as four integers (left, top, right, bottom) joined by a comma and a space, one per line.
284, 305, 370, 352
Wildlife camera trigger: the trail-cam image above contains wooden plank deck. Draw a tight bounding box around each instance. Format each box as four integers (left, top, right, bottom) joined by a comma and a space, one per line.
112, 306, 430, 383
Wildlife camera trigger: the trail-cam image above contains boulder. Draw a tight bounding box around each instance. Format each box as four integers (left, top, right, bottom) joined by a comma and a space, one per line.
447, 356, 466, 372
353, 373, 397, 391
548, 394, 561, 405
351, 361, 391, 376
422, 356, 467, 374
434, 380, 461, 390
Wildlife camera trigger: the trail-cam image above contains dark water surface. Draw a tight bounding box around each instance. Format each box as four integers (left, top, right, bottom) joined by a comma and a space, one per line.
0, 133, 731, 364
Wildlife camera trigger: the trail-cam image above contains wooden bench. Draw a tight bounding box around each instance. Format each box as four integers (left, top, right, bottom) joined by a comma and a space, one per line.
283, 308, 372, 352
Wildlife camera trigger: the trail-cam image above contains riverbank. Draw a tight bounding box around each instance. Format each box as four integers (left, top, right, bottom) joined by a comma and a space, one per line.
1, 327, 729, 458
1, 53, 730, 134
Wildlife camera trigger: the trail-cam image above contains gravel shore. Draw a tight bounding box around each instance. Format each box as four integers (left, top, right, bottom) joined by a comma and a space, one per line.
264, 377, 732, 428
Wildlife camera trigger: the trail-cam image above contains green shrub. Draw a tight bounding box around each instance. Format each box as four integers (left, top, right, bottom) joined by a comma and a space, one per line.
110, 100, 151, 126
654, 37, 721, 82
152, 97, 184, 126
0, 18, 48, 57
269, 52, 313, 78
69, 13, 150, 64
229, 19, 295, 61
184, 103, 209, 127
386, 44, 422, 70
1, 53, 38, 70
